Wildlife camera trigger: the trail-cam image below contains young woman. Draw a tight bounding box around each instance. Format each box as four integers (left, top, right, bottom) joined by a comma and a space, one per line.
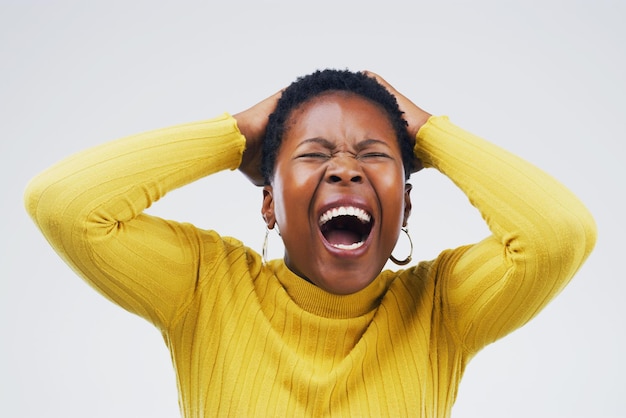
25, 70, 596, 417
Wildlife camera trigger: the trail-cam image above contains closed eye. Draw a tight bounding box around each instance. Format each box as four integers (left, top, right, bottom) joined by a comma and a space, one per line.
297, 152, 331, 160
357, 152, 392, 160
354, 139, 395, 161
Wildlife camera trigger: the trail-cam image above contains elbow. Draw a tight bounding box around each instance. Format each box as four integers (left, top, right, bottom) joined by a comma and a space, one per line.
544, 207, 598, 276
576, 209, 597, 266
581, 211, 598, 260
508, 205, 597, 278
24, 172, 81, 239
24, 174, 48, 228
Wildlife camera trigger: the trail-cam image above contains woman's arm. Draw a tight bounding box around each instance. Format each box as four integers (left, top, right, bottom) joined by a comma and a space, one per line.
370, 72, 597, 353
24, 114, 248, 329
418, 117, 596, 352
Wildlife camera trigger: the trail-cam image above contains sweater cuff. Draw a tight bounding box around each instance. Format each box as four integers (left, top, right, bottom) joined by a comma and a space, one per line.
209, 112, 247, 171
413, 115, 455, 169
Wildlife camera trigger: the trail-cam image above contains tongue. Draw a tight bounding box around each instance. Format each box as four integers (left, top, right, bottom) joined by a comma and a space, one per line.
325, 229, 361, 246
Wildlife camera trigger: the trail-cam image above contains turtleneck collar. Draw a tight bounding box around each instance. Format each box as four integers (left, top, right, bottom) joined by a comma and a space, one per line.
268, 260, 393, 319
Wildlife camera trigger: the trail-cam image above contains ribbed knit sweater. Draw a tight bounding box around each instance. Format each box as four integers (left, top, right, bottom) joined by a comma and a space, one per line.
24, 114, 596, 417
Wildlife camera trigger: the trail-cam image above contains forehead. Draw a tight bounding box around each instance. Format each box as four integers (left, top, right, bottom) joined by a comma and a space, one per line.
283, 91, 397, 142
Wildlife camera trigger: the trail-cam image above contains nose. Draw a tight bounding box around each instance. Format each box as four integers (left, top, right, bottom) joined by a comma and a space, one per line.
325, 154, 363, 184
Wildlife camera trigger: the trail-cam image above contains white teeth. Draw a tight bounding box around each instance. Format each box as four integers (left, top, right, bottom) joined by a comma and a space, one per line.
319, 206, 371, 226
332, 241, 365, 250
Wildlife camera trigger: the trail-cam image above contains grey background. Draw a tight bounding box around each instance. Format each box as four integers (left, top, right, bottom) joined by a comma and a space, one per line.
1, 1, 624, 417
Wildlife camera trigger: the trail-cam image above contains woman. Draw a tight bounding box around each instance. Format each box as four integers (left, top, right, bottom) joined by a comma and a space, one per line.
25, 69, 596, 417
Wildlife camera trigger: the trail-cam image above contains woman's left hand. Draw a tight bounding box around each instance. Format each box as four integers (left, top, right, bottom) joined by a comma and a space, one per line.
363, 71, 431, 173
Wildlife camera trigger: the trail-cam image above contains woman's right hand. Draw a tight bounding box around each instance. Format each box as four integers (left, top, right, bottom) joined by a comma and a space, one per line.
234, 90, 283, 186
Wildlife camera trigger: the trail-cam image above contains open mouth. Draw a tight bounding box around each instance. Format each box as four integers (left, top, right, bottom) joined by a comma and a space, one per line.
318, 206, 373, 250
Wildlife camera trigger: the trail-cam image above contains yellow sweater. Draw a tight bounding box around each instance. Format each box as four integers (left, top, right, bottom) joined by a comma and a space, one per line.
25, 114, 596, 417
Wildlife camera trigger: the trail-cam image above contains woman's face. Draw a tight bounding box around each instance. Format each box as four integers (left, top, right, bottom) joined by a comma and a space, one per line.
262, 91, 411, 295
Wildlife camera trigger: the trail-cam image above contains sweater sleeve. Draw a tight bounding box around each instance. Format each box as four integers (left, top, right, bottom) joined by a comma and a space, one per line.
416, 116, 597, 354
24, 113, 246, 330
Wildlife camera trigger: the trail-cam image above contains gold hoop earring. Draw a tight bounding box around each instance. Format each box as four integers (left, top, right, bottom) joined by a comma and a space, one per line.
262, 227, 270, 264
390, 227, 413, 266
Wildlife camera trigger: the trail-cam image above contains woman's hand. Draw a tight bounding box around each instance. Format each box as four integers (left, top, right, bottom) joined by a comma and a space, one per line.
234, 90, 283, 186
363, 71, 432, 173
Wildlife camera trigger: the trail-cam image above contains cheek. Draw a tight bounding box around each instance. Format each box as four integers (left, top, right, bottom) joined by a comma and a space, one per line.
366, 166, 407, 217
272, 167, 318, 224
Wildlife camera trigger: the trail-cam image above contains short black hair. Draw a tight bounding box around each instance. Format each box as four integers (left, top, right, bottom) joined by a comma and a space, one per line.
261, 69, 415, 184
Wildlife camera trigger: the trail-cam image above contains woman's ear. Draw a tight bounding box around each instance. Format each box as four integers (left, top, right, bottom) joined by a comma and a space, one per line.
402, 183, 413, 227
262, 185, 276, 229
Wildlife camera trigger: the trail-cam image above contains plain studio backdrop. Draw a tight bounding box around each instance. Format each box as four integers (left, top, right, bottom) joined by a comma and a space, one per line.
1, 1, 623, 417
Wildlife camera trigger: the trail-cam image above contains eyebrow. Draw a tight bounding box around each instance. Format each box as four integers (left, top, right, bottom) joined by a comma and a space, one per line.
353, 138, 392, 152
296, 137, 336, 150
296, 137, 392, 151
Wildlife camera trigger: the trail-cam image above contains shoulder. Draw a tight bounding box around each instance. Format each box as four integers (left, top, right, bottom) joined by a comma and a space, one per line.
192, 227, 262, 272
386, 245, 473, 294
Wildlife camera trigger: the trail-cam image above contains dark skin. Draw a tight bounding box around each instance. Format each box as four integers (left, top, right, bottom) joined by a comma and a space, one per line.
234, 72, 432, 294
